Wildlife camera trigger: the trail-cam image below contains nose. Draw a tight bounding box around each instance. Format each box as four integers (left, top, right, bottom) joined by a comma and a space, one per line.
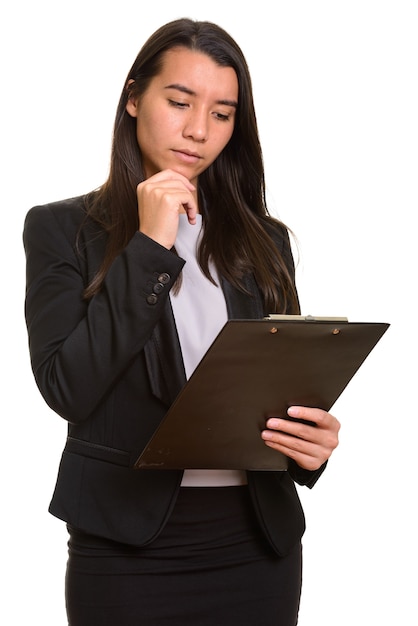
182, 108, 208, 143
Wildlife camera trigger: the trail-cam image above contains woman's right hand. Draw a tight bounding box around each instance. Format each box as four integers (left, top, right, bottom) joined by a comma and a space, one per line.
136, 169, 198, 249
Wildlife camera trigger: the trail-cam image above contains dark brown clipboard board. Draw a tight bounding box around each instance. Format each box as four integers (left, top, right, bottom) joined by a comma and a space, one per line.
135, 317, 389, 471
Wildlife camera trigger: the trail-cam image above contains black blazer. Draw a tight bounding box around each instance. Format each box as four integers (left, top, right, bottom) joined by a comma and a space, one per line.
23, 195, 326, 557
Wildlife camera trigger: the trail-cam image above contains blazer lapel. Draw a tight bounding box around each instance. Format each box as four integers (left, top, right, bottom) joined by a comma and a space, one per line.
221, 274, 265, 320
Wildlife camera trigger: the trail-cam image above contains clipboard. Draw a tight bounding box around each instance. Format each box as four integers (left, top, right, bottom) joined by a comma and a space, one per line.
135, 317, 389, 471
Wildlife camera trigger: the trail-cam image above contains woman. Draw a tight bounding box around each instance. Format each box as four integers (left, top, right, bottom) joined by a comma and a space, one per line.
23, 18, 340, 625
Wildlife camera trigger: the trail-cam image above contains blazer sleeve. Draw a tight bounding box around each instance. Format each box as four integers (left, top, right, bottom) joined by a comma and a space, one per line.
23, 203, 185, 424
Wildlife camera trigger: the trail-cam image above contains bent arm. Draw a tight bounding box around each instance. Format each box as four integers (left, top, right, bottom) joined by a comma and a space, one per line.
23, 204, 184, 423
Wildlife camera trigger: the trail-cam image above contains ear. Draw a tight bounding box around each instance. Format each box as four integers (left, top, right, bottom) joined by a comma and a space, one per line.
125, 79, 139, 118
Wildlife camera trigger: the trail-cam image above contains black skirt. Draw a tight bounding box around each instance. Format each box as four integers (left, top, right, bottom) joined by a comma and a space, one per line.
66, 486, 302, 626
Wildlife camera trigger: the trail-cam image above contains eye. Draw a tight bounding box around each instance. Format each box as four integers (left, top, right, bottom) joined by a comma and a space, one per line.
168, 99, 189, 109
214, 112, 231, 122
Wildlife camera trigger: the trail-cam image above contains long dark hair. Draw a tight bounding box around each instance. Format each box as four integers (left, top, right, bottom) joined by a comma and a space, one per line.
83, 18, 299, 314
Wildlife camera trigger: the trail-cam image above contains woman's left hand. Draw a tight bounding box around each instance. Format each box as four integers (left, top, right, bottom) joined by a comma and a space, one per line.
261, 407, 340, 471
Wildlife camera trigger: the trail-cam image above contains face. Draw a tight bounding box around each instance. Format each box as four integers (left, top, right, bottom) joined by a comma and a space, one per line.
126, 47, 239, 186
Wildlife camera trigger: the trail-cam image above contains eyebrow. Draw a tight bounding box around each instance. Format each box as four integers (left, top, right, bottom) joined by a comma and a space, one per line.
164, 83, 238, 108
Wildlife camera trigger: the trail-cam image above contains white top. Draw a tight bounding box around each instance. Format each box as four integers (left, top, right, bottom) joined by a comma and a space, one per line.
170, 215, 247, 487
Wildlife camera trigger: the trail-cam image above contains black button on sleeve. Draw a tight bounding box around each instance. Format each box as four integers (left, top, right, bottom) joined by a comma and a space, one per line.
146, 293, 158, 305
153, 282, 164, 294
157, 273, 170, 284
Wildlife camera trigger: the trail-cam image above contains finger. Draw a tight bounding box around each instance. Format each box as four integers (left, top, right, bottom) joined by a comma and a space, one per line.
287, 406, 324, 425
263, 433, 321, 465
263, 424, 331, 454
262, 432, 330, 471
264, 417, 320, 442
182, 202, 198, 225
144, 169, 196, 192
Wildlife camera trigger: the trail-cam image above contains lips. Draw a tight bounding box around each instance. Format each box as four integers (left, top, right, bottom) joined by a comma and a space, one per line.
172, 149, 202, 163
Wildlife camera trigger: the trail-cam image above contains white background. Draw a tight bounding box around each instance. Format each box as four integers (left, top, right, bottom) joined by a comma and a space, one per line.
1, 1, 417, 624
